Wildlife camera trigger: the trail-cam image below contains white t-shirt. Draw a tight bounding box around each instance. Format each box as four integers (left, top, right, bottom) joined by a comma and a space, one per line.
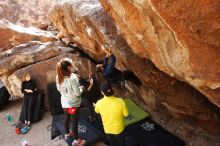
56, 73, 82, 108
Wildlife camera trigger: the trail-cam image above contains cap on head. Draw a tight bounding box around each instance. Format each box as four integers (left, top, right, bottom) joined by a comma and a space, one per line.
100, 82, 113, 96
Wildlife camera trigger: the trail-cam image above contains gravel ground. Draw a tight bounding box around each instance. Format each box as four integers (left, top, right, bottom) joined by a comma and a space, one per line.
0, 99, 105, 146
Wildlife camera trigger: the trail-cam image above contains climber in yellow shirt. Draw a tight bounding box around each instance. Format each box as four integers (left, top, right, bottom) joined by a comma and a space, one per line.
95, 82, 128, 146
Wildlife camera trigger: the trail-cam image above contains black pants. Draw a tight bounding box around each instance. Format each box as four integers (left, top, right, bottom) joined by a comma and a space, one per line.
64, 109, 79, 139
106, 131, 126, 146
23, 94, 35, 122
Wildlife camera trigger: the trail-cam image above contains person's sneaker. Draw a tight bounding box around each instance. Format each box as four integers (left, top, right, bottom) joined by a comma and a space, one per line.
72, 140, 78, 146
72, 139, 85, 146
77, 139, 86, 146
20, 126, 28, 134
65, 134, 68, 140
26, 124, 31, 130
65, 131, 74, 140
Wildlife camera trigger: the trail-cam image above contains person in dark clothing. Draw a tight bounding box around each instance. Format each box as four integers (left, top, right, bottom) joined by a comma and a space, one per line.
96, 45, 142, 87
87, 73, 102, 103
76, 72, 102, 121
21, 73, 37, 129
96, 47, 123, 84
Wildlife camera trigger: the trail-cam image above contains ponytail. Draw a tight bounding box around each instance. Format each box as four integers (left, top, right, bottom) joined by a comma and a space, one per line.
56, 62, 64, 84
56, 59, 73, 84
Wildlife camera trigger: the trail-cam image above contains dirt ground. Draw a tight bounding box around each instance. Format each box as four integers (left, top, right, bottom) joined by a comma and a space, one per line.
0, 99, 105, 146
1, 97, 220, 146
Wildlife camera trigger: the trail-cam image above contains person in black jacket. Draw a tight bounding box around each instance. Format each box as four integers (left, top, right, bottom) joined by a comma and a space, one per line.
21, 73, 37, 129
96, 46, 123, 85
96, 44, 142, 87
76, 72, 102, 121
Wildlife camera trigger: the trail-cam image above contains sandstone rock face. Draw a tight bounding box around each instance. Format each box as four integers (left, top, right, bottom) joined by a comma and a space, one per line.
0, 0, 56, 28
50, 1, 106, 60
50, 0, 220, 133
99, 0, 220, 108
0, 20, 56, 51
0, 41, 72, 76
5, 53, 95, 108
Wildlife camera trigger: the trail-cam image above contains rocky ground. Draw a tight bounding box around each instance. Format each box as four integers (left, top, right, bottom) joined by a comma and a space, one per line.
0, 98, 105, 146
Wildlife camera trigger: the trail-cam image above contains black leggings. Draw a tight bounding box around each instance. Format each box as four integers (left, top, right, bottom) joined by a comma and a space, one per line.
23, 94, 35, 122
64, 108, 79, 139
106, 131, 126, 146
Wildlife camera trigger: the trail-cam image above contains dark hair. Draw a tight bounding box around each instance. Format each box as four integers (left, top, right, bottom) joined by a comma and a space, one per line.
22, 73, 30, 81
100, 82, 114, 97
96, 64, 103, 73
73, 70, 79, 75
56, 60, 73, 84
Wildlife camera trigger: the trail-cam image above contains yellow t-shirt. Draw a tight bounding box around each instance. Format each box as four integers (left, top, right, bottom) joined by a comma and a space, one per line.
95, 96, 128, 134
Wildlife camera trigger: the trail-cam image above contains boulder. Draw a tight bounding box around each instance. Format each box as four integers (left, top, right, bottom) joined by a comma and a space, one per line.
0, 40, 73, 108
4, 53, 95, 109
0, 41, 72, 76
0, 20, 56, 51
98, 0, 220, 107
50, 1, 105, 60
50, 0, 220, 133
0, 0, 56, 28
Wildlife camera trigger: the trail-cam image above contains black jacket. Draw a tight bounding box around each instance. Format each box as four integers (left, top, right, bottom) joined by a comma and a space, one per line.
21, 80, 36, 96
103, 55, 122, 83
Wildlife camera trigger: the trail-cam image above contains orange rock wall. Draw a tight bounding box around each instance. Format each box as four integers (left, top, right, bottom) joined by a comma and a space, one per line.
99, 0, 220, 107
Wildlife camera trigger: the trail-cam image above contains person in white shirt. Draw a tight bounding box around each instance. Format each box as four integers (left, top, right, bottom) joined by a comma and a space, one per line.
56, 58, 85, 146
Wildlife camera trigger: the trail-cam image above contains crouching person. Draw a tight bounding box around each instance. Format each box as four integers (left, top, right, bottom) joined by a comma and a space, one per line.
94, 83, 128, 146
56, 58, 85, 146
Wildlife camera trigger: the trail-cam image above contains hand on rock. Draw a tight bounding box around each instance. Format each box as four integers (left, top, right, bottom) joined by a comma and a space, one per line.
102, 43, 111, 57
